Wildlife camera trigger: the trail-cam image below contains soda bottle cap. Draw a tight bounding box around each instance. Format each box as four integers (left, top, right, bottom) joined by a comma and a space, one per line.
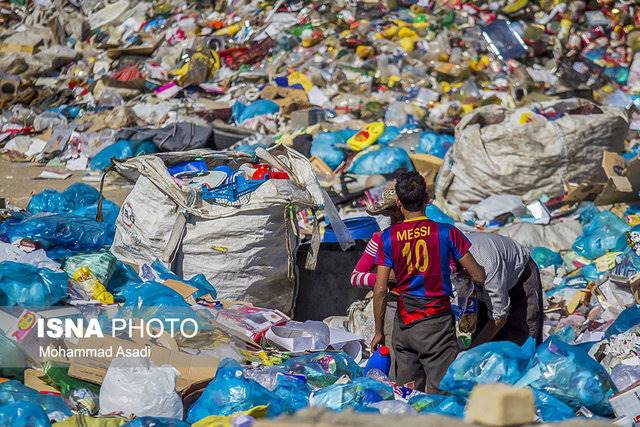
379, 345, 390, 356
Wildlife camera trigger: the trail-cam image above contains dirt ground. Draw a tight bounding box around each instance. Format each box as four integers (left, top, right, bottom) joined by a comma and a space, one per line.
0, 158, 132, 209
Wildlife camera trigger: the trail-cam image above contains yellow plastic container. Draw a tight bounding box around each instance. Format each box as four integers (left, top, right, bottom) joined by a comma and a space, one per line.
347, 122, 385, 151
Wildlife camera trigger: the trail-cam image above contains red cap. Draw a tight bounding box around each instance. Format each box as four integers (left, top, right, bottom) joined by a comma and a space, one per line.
379, 345, 390, 356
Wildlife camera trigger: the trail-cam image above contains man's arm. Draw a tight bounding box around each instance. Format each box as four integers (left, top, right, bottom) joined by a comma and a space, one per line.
458, 252, 486, 284
371, 265, 390, 350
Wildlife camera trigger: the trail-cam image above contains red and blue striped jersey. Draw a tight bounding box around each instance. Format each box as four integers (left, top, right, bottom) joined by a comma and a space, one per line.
376, 217, 471, 327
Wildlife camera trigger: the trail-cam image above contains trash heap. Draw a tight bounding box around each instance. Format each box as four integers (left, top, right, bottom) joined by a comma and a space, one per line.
0, 0, 640, 425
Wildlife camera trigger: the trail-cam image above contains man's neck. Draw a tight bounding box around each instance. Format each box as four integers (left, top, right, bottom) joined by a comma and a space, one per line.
404, 210, 424, 220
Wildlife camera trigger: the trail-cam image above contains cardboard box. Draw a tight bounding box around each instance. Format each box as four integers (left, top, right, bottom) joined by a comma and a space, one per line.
66, 335, 219, 392
24, 369, 59, 394
595, 152, 640, 205
409, 153, 443, 190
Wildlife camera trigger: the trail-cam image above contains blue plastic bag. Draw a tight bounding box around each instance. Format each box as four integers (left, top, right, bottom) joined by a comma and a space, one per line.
27, 183, 100, 215
281, 352, 362, 388
0, 213, 115, 259
144, 259, 217, 299
72, 200, 120, 226
425, 203, 454, 224
0, 380, 72, 422
233, 100, 280, 125
90, 139, 158, 170
531, 247, 563, 269
515, 337, 616, 416
377, 126, 400, 145
605, 304, 640, 337
349, 146, 414, 175
121, 417, 190, 427
572, 208, 629, 259
0, 261, 68, 306
408, 393, 447, 412
309, 377, 393, 412
0, 402, 51, 427
416, 131, 455, 159
109, 260, 143, 296
534, 390, 576, 422
423, 395, 466, 418
440, 338, 536, 396
187, 359, 294, 423
310, 130, 355, 169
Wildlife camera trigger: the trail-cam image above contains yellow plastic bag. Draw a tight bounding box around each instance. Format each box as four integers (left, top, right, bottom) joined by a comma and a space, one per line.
192, 405, 268, 427
53, 415, 125, 427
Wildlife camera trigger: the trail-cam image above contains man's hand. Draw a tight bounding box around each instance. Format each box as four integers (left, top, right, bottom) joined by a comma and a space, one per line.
370, 332, 385, 351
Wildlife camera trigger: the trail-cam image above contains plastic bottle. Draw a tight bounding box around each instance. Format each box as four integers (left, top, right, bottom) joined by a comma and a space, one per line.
72, 267, 114, 305
347, 122, 385, 151
364, 346, 391, 376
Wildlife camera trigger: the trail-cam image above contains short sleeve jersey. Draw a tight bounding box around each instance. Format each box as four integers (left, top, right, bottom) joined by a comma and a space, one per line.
377, 217, 471, 327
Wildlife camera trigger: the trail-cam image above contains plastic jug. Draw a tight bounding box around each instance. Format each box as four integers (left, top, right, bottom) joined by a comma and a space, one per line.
347, 122, 385, 151
364, 346, 391, 376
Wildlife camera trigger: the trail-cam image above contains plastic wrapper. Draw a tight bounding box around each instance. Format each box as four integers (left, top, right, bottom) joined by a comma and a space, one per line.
71, 266, 114, 304
187, 359, 304, 422
122, 417, 190, 427
41, 362, 100, 397
143, 259, 217, 299
0, 401, 51, 427
408, 393, 447, 412
349, 146, 414, 175
99, 357, 183, 419
233, 100, 280, 125
89, 139, 158, 171
515, 337, 617, 416
0, 213, 115, 259
27, 183, 99, 215
0, 261, 68, 306
309, 377, 393, 412
534, 390, 576, 422
281, 351, 362, 389
610, 364, 640, 391
0, 379, 72, 422
65, 251, 117, 286
440, 338, 536, 396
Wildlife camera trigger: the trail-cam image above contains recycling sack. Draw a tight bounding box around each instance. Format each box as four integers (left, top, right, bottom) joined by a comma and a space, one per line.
110, 146, 322, 313
435, 98, 628, 211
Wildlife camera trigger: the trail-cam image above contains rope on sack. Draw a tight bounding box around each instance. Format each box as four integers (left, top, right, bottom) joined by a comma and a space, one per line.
96, 165, 115, 223
285, 202, 301, 317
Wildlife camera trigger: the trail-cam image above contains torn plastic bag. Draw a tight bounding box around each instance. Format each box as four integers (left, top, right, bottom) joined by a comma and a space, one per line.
310, 130, 355, 169
531, 247, 563, 268
369, 400, 416, 415
440, 338, 536, 396
0, 380, 72, 422
142, 259, 217, 300
27, 183, 99, 214
408, 393, 447, 412
0, 402, 50, 427
515, 337, 617, 416
0, 213, 115, 259
348, 146, 414, 175
534, 390, 576, 422
422, 395, 466, 418
186, 359, 295, 423
89, 139, 158, 170
309, 377, 393, 412
233, 100, 279, 125
64, 251, 117, 286
99, 357, 183, 419
416, 130, 454, 159
605, 305, 640, 338
572, 210, 629, 259
0, 261, 68, 306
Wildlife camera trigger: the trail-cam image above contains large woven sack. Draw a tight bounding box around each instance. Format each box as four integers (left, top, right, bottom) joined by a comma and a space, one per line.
435, 98, 629, 212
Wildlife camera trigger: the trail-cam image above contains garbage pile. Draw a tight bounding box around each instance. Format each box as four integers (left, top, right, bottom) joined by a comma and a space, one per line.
0, 0, 640, 425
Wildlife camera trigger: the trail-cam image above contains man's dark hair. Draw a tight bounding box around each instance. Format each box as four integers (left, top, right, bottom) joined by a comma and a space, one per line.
395, 171, 428, 212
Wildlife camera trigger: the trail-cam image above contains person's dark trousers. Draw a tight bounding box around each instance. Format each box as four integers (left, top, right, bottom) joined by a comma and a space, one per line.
477, 259, 544, 346
393, 313, 459, 393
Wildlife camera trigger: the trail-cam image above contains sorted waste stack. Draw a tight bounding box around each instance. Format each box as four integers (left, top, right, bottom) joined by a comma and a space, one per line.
1, 0, 640, 425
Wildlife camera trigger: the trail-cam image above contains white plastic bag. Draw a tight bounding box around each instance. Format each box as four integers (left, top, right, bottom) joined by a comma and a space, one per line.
99, 357, 183, 419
